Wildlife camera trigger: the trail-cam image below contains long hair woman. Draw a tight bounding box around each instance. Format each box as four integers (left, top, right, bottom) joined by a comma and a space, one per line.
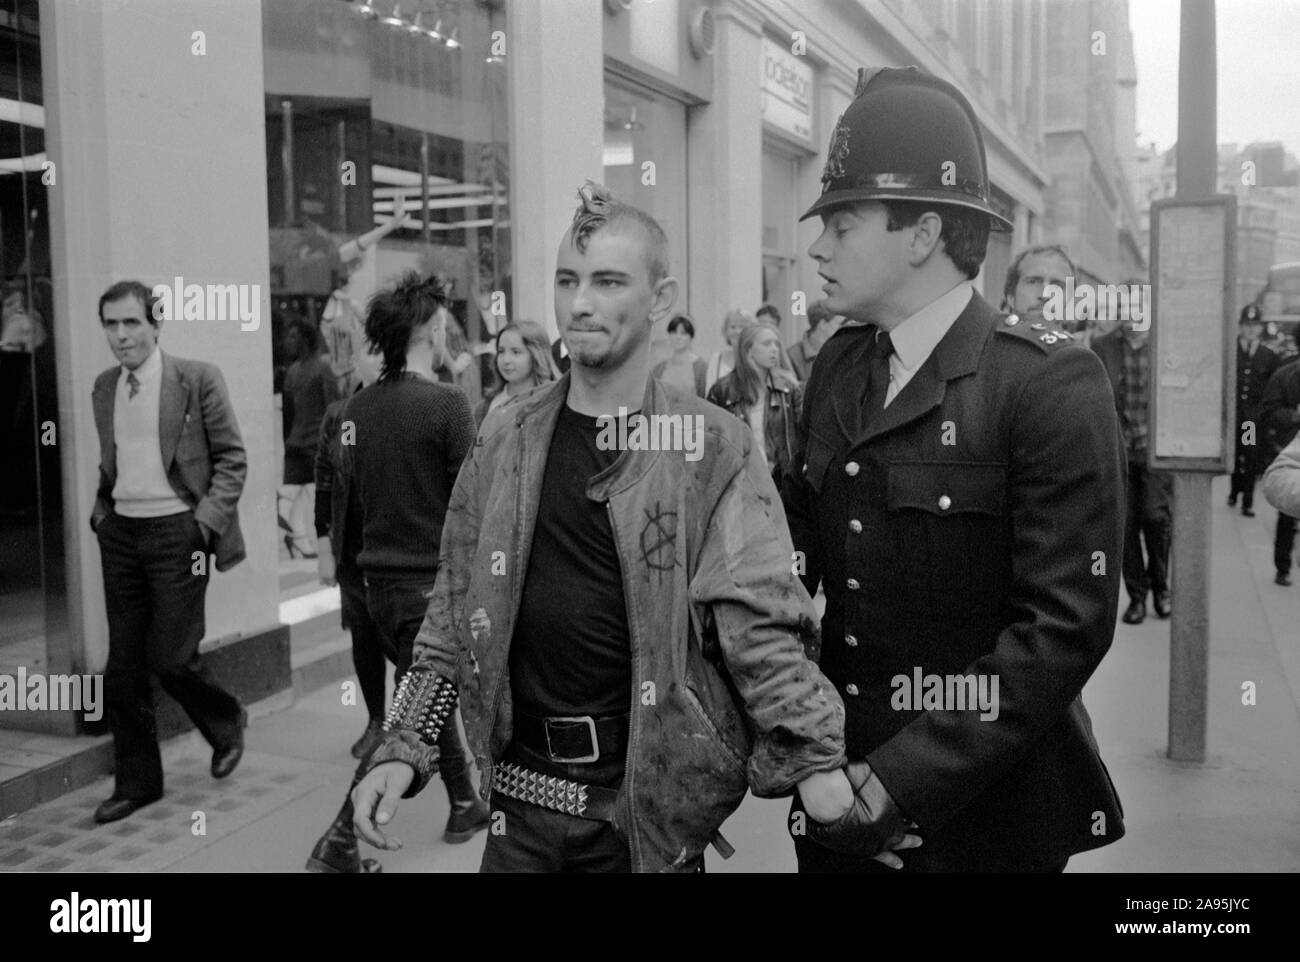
704, 308, 755, 392
474, 319, 558, 426
706, 321, 803, 483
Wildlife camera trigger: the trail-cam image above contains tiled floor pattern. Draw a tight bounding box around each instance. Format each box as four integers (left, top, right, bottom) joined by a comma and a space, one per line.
0, 749, 331, 873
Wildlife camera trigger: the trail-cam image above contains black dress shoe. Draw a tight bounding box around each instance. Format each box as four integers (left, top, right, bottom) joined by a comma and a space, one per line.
1277, 572, 1293, 587
1227, 493, 1238, 507
1153, 591, 1172, 618
211, 707, 248, 779
94, 794, 161, 824
1242, 505, 1256, 517
1122, 599, 1147, 624
350, 720, 385, 760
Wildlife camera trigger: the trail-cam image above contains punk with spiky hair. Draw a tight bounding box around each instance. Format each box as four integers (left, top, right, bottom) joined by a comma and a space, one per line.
363, 270, 450, 381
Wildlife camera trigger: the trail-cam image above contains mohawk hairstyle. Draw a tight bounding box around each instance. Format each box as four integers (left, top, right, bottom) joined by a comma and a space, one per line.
569, 180, 669, 283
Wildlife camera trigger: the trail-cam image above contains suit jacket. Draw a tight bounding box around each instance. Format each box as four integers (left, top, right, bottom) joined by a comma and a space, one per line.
91, 351, 248, 572
782, 291, 1127, 864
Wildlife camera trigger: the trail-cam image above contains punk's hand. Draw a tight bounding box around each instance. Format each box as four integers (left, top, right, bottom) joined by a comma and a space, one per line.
806, 761, 912, 858
351, 761, 414, 851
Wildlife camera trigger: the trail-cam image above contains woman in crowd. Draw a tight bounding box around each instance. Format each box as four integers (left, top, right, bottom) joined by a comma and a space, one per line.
704, 308, 755, 392
706, 321, 803, 483
281, 317, 340, 558
474, 319, 557, 426
651, 314, 708, 397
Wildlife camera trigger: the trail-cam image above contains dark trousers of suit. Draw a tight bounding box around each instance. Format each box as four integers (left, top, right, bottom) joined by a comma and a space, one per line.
1123, 460, 1172, 604
97, 511, 243, 800
1229, 465, 1259, 510
788, 798, 1068, 873
1276, 513, 1298, 576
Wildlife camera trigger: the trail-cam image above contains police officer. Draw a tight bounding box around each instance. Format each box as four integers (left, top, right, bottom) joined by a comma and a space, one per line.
1229, 304, 1279, 516
782, 67, 1127, 872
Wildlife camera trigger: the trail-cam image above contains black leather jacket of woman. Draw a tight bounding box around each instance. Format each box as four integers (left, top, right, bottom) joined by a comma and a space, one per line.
705, 370, 803, 482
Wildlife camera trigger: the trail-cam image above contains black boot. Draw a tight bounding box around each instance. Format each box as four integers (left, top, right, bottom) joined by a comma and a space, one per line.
305, 787, 382, 873
441, 765, 490, 844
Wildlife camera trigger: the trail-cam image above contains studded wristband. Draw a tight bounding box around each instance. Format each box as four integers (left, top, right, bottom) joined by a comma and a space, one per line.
383, 670, 458, 746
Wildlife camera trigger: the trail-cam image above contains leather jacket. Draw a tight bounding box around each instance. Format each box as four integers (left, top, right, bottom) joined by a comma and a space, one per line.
368, 373, 846, 871
706, 371, 803, 483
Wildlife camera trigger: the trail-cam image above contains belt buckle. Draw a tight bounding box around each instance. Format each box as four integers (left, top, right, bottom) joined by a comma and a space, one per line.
544, 715, 599, 764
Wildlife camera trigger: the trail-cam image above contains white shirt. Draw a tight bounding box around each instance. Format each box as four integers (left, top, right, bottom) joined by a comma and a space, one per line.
883, 282, 973, 407
111, 347, 189, 517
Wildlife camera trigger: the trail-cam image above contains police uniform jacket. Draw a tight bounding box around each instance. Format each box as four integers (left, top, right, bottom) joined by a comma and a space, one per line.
782, 290, 1127, 863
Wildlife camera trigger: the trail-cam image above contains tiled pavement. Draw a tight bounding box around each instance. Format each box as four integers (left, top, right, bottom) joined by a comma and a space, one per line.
0, 745, 333, 873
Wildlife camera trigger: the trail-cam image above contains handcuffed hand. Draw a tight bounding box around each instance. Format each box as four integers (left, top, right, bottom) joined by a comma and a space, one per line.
805, 761, 919, 862
351, 761, 414, 851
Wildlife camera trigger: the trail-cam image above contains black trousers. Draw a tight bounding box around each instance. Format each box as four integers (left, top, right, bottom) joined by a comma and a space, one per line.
338, 560, 386, 722
97, 511, 243, 800
362, 575, 470, 784
1123, 461, 1173, 603
480, 739, 631, 873
789, 797, 1067, 873
1276, 513, 1298, 576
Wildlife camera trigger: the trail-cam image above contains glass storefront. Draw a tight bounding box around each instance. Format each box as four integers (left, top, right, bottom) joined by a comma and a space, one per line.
762, 140, 801, 350
261, 0, 509, 589
602, 74, 688, 361
0, 0, 67, 728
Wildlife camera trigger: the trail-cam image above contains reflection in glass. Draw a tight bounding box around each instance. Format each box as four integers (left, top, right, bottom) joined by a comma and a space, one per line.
0, 0, 66, 727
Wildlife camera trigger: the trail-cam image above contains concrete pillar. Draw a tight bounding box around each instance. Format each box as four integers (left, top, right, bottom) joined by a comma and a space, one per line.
687, 1, 764, 361
506, 0, 604, 339
41, 0, 280, 678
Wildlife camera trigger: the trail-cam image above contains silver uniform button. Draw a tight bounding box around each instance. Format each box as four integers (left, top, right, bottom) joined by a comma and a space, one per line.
845, 683, 860, 696
938, 495, 952, 510
845, 461, 860, 477
846, 578, 860, 590
845, 634, 858, 647
849, 519, 863, 534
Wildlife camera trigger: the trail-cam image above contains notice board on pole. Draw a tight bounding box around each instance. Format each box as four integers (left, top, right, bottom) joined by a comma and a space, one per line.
1149, 195, 1237, 472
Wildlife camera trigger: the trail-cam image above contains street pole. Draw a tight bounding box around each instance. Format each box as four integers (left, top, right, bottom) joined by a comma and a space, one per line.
1168, 0, 1217, 762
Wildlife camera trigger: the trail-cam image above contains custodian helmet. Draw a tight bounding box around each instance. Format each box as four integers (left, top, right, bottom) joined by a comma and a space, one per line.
800, 66, 1014, 231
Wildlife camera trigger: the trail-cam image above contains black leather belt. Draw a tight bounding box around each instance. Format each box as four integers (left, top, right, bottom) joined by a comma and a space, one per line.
514, 711, 629, 764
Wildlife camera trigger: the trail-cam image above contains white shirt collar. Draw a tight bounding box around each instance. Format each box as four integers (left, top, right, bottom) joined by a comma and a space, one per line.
121, 345, 162, 385
888, 282, 973, 372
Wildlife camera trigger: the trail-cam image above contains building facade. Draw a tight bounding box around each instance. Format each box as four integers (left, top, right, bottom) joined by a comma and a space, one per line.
1041, 0, 1145, 290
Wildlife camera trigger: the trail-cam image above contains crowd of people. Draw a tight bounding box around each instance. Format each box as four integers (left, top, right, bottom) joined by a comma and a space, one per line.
85, 65, 1300, 874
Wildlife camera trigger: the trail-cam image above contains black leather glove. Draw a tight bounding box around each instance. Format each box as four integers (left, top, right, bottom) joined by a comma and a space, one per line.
806, 761, 910, 857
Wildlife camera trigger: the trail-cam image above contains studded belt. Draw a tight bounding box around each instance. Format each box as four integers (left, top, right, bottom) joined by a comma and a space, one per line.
491, 762, 619, 823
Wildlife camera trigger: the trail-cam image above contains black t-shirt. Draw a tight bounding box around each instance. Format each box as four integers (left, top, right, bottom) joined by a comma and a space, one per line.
510, 404, 631, 720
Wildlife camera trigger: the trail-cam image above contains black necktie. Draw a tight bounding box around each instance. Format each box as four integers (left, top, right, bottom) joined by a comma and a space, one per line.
127, 371, 140, 400
861, 331, 895, 423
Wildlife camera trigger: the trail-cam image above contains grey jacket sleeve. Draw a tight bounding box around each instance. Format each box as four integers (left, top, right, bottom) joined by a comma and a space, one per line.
193, 363, 248, 535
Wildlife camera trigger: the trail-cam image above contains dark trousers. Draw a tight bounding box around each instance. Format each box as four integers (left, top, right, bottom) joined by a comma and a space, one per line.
1123, 460, 1172, 603
1229, 466, 1259, 510
338, 561, 385, 722
789, 797, 1067, 873
480, 739, 631, 873
362, 575, 469, 783
97, 511, 243, 800
1276, 513, 1298, 576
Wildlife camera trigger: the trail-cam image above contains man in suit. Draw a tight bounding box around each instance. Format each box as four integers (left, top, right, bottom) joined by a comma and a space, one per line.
1091, 284, 1173, 625
1230, 304, 1280, 516
782, 66, 1126, 872
90, 280, 248, 823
